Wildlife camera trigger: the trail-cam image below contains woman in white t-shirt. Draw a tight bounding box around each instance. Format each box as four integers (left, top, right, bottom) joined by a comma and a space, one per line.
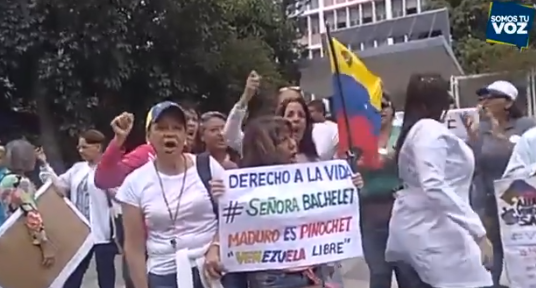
116, 101, 226, 288
40, 129, 118, 288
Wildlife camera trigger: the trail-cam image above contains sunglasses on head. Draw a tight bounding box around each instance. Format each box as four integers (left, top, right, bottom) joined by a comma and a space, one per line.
279, 86, 304, 96
200, 111, 227, 122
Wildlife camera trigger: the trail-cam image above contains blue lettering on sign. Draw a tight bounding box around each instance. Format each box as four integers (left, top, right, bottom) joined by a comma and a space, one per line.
311, 241, 344, 256
302, 188, 355, 210
229, 170, 292, 189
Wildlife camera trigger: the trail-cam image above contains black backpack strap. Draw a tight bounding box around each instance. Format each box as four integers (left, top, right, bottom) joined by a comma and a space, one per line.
196, 153, 218, 218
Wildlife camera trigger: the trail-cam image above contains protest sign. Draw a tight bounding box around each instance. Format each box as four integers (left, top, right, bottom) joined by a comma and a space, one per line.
0, 181, 92, 288
393, 108, 478, 140
219, 160, 362, 272
494, 177, 536, 288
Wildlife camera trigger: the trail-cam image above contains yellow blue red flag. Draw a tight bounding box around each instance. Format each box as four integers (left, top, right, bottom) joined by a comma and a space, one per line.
328, 37, 382, 167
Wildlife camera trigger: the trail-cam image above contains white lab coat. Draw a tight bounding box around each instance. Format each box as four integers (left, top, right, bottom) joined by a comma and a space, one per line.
503, 126, 536, 178
385, 119, 492, 288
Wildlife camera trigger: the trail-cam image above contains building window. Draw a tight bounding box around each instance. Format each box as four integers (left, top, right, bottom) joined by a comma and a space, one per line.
363, 39, 375, 49
310, 0, 319, 9
336, 9, 347, 29
311, 48, 322, 59
310, 14, 320, 34
377, 37, 388, 46
325, 11, 336, 30
349, 5, 360, 27
406, 0, 418, 15
393, 35, 406, 43
375, 0, 386, 21
392, 0, 403, 18
362, 2, 373, 24
298, 17, 308, 35
300, 49, 309, 59
324, 0, 334, 7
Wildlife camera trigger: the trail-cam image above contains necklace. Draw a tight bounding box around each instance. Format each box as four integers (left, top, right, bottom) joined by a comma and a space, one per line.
153, 154, 188, 248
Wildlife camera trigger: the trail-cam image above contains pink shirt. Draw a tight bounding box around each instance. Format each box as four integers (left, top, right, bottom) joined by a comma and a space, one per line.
94, 138, 154, 189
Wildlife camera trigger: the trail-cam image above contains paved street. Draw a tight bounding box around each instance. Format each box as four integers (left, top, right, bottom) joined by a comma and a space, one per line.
81, 256, 397, 288
82, 256, 125, 288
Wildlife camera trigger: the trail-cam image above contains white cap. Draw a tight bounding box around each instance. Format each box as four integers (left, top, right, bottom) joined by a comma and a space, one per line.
476, 80, 518, 100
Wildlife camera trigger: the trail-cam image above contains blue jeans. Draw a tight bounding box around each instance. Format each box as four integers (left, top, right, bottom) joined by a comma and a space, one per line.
148, 270, 247, 288
247, 269, 322, 288
360, 199, 432, 288
63, 243, 117, 288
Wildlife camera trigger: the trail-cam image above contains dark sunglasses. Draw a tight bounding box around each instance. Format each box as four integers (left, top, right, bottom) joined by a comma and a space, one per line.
381, 102, 391, 109
478, 94, 509, 101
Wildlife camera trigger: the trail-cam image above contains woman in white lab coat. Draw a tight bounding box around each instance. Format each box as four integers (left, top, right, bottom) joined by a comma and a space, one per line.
385, 73, 494, 288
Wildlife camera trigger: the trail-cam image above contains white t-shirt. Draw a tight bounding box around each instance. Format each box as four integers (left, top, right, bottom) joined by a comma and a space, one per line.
57, 162, 111, 244
116, 154, 225, 275
313, 121, 339, 160
224, 105, 339, 161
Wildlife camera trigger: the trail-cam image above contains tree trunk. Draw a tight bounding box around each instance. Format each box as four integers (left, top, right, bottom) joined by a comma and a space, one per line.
35, 84, 65, 172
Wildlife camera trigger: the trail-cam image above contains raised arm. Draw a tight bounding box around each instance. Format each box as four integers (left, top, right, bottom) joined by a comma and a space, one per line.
223, 71, 259, 154
94, 140, 153, 189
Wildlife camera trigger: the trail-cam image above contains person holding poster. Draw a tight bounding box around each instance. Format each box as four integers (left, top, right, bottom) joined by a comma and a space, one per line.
276, 97, 319, 162
464, 80, 535, 287
39, 129, 118, 288
229, 115, 362, 288
115, 101, 232, 288
223, 72, 338, 161
386, 74, 493, 288
0, 139, 55, 266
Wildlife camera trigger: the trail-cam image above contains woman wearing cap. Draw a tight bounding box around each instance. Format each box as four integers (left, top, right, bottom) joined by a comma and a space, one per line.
40, 129, 118, 288
0, 139, 55, 267
386, 73, 492, 288
464, 80, 535, 287
115, 101, 230, 288
223, 72, 338, 161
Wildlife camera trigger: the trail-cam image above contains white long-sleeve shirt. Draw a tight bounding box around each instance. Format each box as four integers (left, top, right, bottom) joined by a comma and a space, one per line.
223, 103, 339, 160
385, 119, 492, 288
503, 126, 536, 178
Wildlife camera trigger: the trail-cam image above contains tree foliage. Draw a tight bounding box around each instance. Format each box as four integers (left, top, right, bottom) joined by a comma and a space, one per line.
426, 0, 536, 74
0, 0, 304, 163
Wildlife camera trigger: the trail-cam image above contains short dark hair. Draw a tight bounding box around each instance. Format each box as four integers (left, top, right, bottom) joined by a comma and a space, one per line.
307, 99, 325, 115
80, 129, 105, 144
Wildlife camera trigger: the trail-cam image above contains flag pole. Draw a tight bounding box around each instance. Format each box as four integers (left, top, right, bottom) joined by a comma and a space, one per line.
324, 22, 361, 172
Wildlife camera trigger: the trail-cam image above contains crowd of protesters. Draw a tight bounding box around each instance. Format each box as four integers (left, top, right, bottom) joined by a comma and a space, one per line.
0, 71, 534, 288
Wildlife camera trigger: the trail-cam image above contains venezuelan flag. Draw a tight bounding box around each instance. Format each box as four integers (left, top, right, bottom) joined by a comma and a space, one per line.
328, 38, 382, 168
